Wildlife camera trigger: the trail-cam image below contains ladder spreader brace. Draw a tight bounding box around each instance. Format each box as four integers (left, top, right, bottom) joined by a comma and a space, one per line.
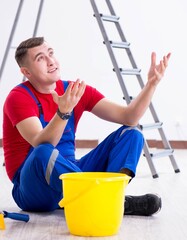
90, 0, 180, 178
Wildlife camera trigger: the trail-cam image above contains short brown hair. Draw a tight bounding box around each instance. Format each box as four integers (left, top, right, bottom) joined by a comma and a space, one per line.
15, 37, 45, 67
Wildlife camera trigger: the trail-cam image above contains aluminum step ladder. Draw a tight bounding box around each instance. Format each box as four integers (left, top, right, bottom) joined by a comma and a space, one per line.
0, 0, 44, 83
90, 0, 180, 178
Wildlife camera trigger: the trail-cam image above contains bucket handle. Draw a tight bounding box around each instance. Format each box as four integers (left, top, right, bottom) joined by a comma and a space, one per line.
59, 179, 100, 208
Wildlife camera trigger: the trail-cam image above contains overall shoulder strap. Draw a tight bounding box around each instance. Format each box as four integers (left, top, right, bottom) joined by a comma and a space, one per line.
18, 81, 69, 115
62, 80, 69, 91
18, 83, 43, 115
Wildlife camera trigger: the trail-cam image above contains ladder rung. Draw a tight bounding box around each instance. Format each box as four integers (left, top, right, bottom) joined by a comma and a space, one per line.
119, 68, 141, 75
148, 149, 174, 159
140, 122, 163, 130
100, 14, 120, 22
109, 41, 130, 49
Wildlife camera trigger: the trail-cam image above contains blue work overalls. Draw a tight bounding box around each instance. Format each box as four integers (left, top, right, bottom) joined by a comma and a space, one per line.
12, 81, 144, 211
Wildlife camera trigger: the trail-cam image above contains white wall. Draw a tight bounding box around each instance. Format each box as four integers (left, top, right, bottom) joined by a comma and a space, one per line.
0, 0, 187, 142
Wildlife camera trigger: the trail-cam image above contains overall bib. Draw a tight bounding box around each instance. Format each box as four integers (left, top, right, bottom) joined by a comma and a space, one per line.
12, 81, 144, 211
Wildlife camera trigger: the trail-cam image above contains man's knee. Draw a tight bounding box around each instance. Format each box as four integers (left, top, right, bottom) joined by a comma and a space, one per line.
121, 126, 144, 139
30, 143, 57, 168
34, 143, 55, 154
133, 127, 144, 142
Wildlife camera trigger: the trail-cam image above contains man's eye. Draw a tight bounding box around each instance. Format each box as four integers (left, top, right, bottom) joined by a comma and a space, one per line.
37, 56, 44, 61
49, 51, 54, 56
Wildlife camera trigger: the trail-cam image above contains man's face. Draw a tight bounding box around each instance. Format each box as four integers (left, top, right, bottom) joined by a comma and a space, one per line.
22, 42, 61, 86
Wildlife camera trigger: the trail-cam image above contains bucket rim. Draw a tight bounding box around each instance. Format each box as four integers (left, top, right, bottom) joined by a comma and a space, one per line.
59, 172, 131, 182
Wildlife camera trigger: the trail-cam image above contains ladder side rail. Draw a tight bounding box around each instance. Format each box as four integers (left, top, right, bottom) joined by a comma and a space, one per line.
149, 102, 161, 123
90, 0, 131, 104
143, 141, 158, 178
169, 155, 180, 173
158, 127, 173, 149
99, 1, 150, 103
136, 75, 164, 129
139, 79, 175, 150
32, 0, 45, 37
0, 0, 24, 82
135, 74, 163, 124
145, 103, 180, 173
22, 0, 44, 82
134, 67, 174, 150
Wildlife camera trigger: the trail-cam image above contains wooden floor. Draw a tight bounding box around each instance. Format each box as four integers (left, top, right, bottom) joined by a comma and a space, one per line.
1, 147, 187, 240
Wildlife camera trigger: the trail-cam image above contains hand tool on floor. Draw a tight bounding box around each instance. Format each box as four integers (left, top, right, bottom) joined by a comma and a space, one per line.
0, 211, 29, 230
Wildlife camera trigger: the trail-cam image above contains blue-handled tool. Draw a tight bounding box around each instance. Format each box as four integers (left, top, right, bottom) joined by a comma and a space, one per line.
3, 211, 29, 222
0, 211, 29, 230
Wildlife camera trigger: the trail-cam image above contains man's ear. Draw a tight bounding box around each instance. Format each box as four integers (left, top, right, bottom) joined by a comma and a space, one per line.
20, 67, 31, 78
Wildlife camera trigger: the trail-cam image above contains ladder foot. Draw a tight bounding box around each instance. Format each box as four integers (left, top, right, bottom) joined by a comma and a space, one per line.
152, 174, 159, 178
175, 169, 180, 173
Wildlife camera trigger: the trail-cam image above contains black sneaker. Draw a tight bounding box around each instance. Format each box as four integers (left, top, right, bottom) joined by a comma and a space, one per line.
124, 194, 162, 216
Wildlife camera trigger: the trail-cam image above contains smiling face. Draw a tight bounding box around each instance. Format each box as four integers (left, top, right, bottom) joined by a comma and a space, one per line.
20, 41, 61, 93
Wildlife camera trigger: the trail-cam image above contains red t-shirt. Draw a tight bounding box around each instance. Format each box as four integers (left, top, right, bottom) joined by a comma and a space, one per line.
3, 80, 104, 180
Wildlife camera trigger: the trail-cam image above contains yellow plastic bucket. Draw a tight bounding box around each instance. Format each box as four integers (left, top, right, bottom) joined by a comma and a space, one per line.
59, 172, 131, 237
